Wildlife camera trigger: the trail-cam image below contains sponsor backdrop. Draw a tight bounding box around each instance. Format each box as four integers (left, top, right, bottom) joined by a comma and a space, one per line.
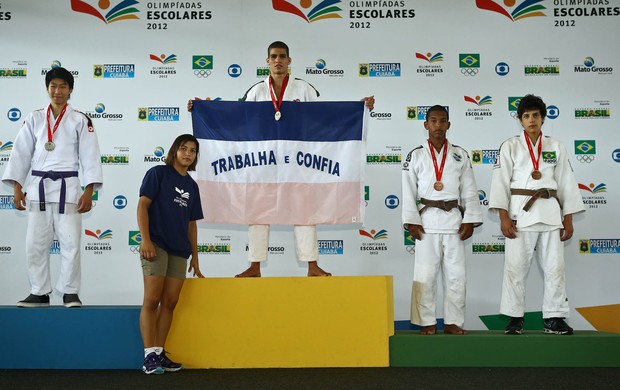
0, 0, 618, 330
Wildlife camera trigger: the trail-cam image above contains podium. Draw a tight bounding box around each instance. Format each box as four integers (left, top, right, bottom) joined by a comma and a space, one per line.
166, 276, 394, 368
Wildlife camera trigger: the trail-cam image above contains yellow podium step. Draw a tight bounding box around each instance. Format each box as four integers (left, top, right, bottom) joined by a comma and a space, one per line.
166, 276, 394, 368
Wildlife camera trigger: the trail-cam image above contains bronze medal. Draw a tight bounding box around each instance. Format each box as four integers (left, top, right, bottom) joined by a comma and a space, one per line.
531, 170, 541, 180
428, 139, 448, 193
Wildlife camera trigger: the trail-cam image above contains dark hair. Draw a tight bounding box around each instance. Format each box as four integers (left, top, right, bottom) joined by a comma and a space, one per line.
517, 94, 546, 120
165, 134, 200, 171
267, 41, 289, 57
45, 67, 74, 89
425, 105, 449, 121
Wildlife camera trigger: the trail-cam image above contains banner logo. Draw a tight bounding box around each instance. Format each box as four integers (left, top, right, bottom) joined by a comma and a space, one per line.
85, 229, 113, 240
471, 150, 498, 164
150, 54, 177, 64
579, 239, 620, 254
318, 240, 344, 255
7, 108, 21, 122
93, 64, 135, 78
385, 195, 399, 209
475, 0, 545, 21
416, 52, 443, 63
138, 107, 180, 122
193, 55, 213, 78
459, 54, 480, 76
579, 182, 607, 209
0, 141, 13, 152
71, 0, 140, 23
574, 140, 596, 163
272, 0, 342, 22
416, 52, 444, 77
128, 231, 142, 245
0, 195, 15, 210
359, 63, 401, 77
547, 105, 560, 119
359, 229, 388, 240
465, 95, 492, 106
495, 61, 510, 76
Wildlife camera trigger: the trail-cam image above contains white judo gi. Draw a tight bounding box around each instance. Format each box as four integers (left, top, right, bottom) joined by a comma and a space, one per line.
2, 104, 103, 295
488, 133, 585, 318
402, 142, 482, 327
242, 77, 320, 262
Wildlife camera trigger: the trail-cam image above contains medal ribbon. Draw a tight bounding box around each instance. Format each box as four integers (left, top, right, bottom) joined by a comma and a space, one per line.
46, 104, 68, 144
268, 74, 289, 115
523, 130, 542, 172
428, 139, 448, 183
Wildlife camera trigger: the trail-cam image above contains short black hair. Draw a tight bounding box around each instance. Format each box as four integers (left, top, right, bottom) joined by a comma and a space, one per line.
267, 41, 289, 57
517, 94, 546, 120
425, 105, 449, 121
165, 134, 200, 171
45, 67, 74, 89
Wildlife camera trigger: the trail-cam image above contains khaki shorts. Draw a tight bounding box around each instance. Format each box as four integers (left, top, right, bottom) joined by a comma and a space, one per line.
140, 243, 187, 280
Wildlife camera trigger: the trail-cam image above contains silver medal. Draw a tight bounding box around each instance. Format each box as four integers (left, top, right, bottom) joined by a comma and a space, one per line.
275, 111, 281, 121
44, 141, 55, 151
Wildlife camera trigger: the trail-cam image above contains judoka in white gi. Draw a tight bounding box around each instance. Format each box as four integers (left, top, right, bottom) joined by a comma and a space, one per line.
2, 67, 103, 308
188, 41, 374, 278
488, 94, 585, 335
402, 105, 483, 335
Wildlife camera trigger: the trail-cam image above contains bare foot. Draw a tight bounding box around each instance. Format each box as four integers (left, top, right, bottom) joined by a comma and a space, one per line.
307, 261, 332, 277
443, 324, 468, 335
420, 325, 436, 335
234, 263, 261, 278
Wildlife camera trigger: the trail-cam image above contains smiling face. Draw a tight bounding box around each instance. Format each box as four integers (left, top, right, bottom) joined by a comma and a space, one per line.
47, 78, 72, 107
267, 48, 291, 77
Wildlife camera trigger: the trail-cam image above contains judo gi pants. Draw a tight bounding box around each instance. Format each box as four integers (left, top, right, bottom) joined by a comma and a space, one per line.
500, 229, 569, 318
248, 224, 318, 262
26, 202, 82, 295
411, 233, 465, 327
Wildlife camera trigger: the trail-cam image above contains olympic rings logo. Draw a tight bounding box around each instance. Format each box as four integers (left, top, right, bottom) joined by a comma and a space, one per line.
461, 68, 479, 76
576, 155, 595, 163
406, 246, 416, 254
129, 246, 140, 254
194, 70, 212, 78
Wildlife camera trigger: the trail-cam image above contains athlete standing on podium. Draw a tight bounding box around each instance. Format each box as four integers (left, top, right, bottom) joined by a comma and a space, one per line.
188, 41, 375, 278
488, 94, 585, 335
401, 105, 483, 335
2, 67, 102, 309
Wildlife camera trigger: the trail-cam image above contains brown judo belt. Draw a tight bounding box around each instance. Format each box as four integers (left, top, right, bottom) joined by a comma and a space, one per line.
420, 198, 463, 215
510, 188, 561, 211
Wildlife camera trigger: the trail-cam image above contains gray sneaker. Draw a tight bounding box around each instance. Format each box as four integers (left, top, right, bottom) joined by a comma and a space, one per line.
17, 294, 50, 308
63, 294, 82, 308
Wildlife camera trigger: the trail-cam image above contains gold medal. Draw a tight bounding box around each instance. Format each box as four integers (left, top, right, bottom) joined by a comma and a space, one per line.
275, 111, 281, 121
434, 181, 444, 191
531, 170, 542, 180
44, 141, 55, 151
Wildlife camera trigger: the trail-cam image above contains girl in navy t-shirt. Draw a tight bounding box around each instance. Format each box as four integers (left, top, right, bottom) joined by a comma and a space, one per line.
137, 134, 204, 374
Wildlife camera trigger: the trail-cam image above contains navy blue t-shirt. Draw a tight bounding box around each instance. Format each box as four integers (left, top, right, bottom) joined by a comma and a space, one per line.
139, 164, 204, 258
